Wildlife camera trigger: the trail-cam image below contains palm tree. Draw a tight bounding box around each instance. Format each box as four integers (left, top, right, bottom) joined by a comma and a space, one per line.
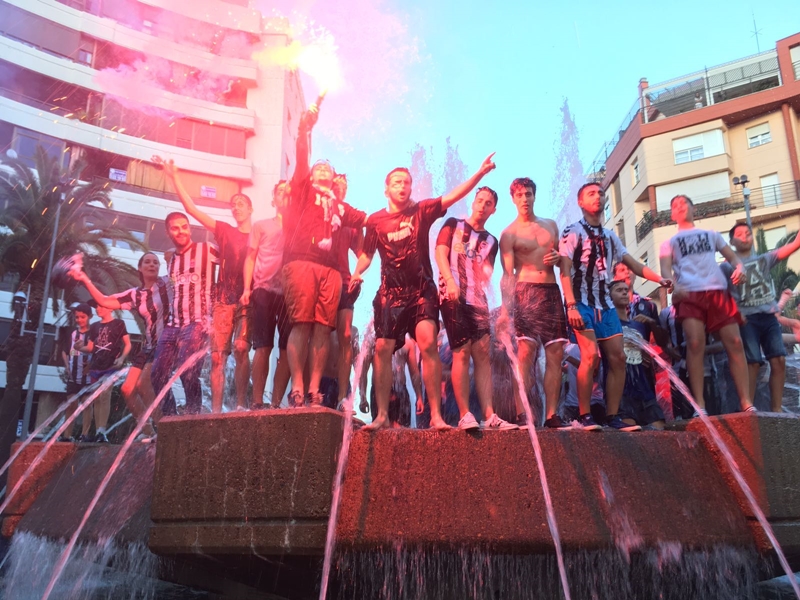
0, 147, 144, 479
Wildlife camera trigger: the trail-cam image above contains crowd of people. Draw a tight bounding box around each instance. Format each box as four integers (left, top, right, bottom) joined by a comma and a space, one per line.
59, 100, 800, 440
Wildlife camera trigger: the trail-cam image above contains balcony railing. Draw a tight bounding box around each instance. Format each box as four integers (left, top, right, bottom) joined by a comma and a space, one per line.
588, 49, 782, 182
635, 180, 800, 242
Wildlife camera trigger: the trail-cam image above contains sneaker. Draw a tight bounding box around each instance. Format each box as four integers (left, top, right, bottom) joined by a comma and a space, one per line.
93, 431, 109, 443
288, 390, 304, 408
57, 435, 74, 443
543, 415, 570, 429
306, 392, 324, 407
481, 413, 519, 431
251, 402, 271, 411
458, 412, 480, 431
515, 413, 529, 429
76, 434, 91, 443
605, 415, 642, 432
743, 405, 757, 413
359, 398, 369, 413
691, 408, 708, 418
576, 413, 602, 431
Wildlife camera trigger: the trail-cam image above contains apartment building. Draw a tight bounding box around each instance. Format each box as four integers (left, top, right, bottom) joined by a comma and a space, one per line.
591, 32, 800, 301
0, 0, 306, 422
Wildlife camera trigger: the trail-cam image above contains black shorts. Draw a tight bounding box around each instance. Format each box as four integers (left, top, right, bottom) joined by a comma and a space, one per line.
251, 288, 291, 350
131, 347, 155, 370
514, 282, 568, 347
373, 285, 438, 350
440, 300, 490, 349
338, 280, 361, 311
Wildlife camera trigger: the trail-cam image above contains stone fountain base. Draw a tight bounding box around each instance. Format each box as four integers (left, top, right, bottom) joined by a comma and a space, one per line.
4, 411, 800, 599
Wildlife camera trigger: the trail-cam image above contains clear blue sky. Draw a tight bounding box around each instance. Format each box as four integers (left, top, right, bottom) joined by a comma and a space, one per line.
264, 0, 799, 328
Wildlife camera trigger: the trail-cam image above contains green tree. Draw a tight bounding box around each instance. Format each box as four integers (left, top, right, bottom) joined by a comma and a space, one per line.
0, 147, 143, 480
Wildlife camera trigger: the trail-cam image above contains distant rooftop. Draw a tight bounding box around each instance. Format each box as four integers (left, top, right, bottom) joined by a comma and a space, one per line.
588, 47, 790, 183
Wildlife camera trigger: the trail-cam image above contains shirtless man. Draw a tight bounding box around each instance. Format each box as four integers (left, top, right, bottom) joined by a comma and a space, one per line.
500, 178, 569, 428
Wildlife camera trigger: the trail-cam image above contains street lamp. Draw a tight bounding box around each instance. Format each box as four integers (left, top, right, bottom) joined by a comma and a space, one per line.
19, 179, 67, 438
733, 175, 753, 231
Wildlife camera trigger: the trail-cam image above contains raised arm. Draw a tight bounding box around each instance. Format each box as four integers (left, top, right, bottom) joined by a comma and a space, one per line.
70, 270, 122, 310
153, 156, 216, 232
440, 153, 496, 211
776, 231, 800, 262
293, 104, 319, 187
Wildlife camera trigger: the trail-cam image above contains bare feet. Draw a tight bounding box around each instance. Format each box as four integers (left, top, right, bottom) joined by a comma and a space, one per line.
429, 417, 452, 431
364, 415, 391, 431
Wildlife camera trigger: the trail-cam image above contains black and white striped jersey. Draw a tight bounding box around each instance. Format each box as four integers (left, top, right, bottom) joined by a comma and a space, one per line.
114, 276, 173, 350
559, 218, 628, 310
167, 242, 218, 328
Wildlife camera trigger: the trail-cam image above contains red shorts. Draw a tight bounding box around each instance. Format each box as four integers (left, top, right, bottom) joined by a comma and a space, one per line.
675, 290, 743, 333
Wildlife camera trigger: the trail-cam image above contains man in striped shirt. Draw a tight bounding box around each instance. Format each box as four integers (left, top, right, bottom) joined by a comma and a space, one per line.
151, 212, 219, 415
559, 183, 670, 431
156, 156, 253, 413
436, 186, 516, 431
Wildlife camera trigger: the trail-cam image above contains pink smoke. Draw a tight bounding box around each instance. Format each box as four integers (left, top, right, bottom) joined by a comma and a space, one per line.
258, 0, 427, 146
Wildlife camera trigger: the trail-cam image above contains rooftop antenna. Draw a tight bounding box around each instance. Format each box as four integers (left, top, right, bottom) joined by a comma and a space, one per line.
751, 11, 763, 53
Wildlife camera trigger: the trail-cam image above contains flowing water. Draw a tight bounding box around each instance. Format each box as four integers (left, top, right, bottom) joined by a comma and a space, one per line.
630, 336, 800, 599
0, 377, 111, 482
495, 310, 571, 600
0, 368, 129, 518
318, 319, 374, 600
40, 348, 208, 600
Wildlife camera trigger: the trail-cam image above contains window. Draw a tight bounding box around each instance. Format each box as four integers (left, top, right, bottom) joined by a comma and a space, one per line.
631, 160, 640, 185
761, 173, 781, 207
675, 146, 704, 164
616, 219, 626, 247
747, 123, 771, 148
640, 253, 648, 268
603, 202, 611, 222
12, 128, 67, 169
673, 129, 724, 165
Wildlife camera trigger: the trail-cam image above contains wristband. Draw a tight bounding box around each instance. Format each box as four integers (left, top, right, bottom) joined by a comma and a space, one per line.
566, 302, 578, 310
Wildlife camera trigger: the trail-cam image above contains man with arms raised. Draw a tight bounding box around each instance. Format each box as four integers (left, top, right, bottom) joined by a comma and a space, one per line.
349, 154, 497, 430
723, 223, 800, 412
154, 156, 252, 412
283, 103, 367, 408
151, 212, 218, 415
500, 177, 568, 429
436, 186, 516, 430
560, 183, 670, 431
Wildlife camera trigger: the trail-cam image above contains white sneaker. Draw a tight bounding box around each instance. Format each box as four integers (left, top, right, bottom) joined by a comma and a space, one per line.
458, 412, 480, 430
480, 413, 519, 431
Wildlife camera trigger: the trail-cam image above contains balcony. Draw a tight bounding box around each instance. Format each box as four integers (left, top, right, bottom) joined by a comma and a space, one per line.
635, 180, 800, 242
589, 49, 782, 180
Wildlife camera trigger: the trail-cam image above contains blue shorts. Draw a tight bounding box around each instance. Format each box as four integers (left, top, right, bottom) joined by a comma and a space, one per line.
574, 303, 623, 340
740, 312, 786, 364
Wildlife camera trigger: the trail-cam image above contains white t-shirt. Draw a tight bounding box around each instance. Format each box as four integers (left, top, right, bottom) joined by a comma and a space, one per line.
659, 228, 728, 293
